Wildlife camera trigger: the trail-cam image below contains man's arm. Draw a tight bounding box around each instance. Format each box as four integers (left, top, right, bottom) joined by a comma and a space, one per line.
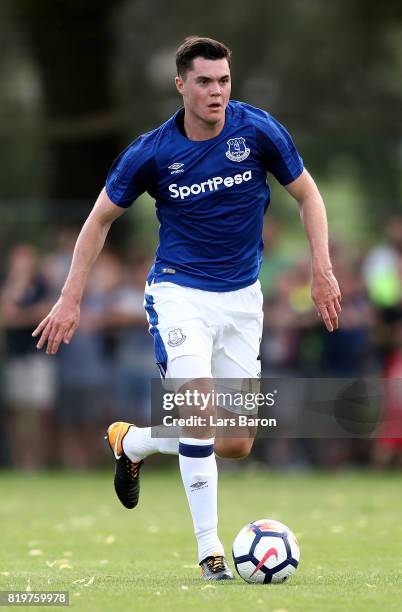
32, 188, 126, 354
285, 168, 342, 332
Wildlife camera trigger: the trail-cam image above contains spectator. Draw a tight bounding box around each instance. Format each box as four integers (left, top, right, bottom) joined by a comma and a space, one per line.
372, 253, 402, 468
0, 244, 56, 470
363, 214, 402, 309
52, 251, 117, 468
98, 252, 155, 426
320, 254, 374, 376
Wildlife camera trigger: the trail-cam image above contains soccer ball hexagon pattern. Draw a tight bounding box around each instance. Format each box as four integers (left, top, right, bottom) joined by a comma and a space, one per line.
232, 519, 300, 584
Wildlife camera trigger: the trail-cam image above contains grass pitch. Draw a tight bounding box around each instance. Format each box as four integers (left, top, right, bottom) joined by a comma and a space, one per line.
0, 464, 401, 611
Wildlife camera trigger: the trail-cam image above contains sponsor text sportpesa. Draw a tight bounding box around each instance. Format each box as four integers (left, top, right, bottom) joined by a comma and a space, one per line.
169, 170, 252, 200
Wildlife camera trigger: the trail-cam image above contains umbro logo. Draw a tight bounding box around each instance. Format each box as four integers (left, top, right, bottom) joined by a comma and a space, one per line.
168, 162, 184, 174
190, 480, 207, 490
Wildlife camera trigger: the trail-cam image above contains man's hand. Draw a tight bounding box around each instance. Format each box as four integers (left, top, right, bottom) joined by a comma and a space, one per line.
285, 170, 342, 332
311, 268, 342, 332
31, 189, 125, 355
32, 296, 80, 355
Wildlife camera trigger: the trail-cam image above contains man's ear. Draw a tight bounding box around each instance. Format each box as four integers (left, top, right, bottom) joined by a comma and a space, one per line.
175, 75, 184, 95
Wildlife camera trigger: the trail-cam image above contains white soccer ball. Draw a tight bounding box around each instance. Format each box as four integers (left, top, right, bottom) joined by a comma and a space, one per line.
232, 519, 300, 584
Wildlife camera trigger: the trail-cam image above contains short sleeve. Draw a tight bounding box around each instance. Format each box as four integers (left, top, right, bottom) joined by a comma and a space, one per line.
256, 115, 304, 185
105, 135, 156, 208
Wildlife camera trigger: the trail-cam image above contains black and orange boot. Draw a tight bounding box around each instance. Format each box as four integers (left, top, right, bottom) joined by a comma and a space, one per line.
199, 553, 234, 580
105, 422, 143, 509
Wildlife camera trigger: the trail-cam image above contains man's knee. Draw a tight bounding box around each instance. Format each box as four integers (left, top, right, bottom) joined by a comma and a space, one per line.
214, 438, 254, 459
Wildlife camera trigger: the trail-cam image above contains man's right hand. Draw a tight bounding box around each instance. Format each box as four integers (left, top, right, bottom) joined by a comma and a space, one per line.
32, 296, 80, 355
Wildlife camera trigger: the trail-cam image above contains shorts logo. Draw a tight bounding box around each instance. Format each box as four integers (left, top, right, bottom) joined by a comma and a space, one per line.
167, 328, 186, 347
226, 137, 250, 162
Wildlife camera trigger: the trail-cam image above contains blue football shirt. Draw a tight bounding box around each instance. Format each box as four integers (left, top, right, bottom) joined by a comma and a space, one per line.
106, 101, 303, 291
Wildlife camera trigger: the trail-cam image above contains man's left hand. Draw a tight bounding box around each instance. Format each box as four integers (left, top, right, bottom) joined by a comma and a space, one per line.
311, 269, 342, 332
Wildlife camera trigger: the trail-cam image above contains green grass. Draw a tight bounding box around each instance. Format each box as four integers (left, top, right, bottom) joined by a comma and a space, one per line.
0, 465, 401, 611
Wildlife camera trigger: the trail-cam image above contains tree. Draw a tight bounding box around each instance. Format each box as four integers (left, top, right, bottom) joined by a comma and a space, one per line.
14, 0, 123, 223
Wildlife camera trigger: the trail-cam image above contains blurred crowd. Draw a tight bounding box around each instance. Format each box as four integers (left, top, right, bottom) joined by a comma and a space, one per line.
1, 216, 402, 471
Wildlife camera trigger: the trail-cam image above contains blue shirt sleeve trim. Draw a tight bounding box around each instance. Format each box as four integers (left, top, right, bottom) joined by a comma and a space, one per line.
254, 117, 304, 186
105, 135, 158, 207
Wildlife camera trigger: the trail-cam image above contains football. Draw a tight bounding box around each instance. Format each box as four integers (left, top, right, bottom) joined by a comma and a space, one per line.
232, 518, 300, 584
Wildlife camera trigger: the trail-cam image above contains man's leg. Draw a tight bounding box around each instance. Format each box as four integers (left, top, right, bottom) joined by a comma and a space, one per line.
107, 355, 233, 579
214, 410, 257, 458
118, 424, 179, 461
212, 280, 263, 461
212, 375, 260, 460
107, 281, 241, 578
166, 358, 232, 579
174, 376, 222, 558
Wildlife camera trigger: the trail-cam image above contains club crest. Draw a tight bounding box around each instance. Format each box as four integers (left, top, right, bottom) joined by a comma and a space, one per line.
167, 328, 186, 347
226, 137, 250, 162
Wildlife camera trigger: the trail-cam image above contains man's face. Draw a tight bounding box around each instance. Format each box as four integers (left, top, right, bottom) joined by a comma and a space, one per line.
175, 57, 231, 126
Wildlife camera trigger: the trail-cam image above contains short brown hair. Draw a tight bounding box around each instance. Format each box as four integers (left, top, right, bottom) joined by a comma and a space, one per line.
176, 36, 231, 77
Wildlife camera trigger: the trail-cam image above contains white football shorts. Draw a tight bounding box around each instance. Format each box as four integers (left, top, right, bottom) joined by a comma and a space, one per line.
144, 280, 263, 393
